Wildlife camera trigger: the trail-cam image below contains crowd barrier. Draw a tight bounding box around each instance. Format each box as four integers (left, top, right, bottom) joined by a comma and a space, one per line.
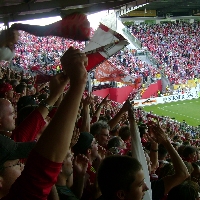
133, 89, 199, 107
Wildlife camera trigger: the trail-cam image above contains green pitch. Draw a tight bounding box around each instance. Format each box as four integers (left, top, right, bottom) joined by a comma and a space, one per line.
143, 98, 200, 126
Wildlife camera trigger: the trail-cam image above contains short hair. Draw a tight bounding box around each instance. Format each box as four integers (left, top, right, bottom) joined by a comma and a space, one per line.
97, 155, 142, 199
118, 125, 130, 141
158, 163, 175, 179
158, 144, 168, 159
107, 137, 122, 150
90, 120, 110, 136
182, 146, 196, 159
167, 180, 200, 200
16, 105, 38, 126
177, 145, 186, 157
9, 79, 19, 88
15, 84, 26, 94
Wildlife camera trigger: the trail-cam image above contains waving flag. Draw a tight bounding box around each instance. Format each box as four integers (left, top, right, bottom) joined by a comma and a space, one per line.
11, 13, 91, 41
84, 23, 129, 71
95, 60, 142, 88
130, 120, 152, 200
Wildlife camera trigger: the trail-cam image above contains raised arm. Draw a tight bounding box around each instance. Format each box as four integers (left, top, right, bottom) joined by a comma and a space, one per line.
34, 47, 88, 162
108, 99, 130, 130
12, 75, 69, 142
93, 94, 109, 121
80, 93, 92, 132
152, 121, 190, 195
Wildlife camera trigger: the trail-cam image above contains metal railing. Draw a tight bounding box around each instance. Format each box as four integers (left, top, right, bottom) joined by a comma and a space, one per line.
122, 27, 142, 49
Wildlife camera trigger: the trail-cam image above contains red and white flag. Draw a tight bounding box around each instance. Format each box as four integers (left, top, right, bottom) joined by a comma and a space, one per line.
84, 23, 129, 72
95, 60, 142, 88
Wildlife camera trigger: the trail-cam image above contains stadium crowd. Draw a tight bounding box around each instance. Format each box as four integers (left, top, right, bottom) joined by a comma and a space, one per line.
0, 22, 199, 200
127, 21, 200, 85
2, 30, 160, 88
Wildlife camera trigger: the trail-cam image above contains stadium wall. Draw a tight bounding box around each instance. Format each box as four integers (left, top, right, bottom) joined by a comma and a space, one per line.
141, 80, 162, 99
93, 86, 134, 103
133, 88, 199, 107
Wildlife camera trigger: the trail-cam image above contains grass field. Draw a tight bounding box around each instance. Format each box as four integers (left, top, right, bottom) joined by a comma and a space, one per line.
143, 98, 200, 126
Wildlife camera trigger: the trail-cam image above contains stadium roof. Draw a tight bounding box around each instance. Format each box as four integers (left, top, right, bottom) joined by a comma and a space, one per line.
0, 0, 199, 25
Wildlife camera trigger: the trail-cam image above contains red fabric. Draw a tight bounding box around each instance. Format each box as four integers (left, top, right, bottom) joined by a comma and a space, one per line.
99, 23, 109, 32
2, 150, 62, 200
86, 163, 96, 185
92, 86, 135, 104
12, 13, 91, 41
81, 163, 96, 200
35, 74, 52, 84
11, 110, 46, 142
95, 60, 142, 87
48, 107, 57, 119
86, 52, 105, 72
0, 83, 13, 94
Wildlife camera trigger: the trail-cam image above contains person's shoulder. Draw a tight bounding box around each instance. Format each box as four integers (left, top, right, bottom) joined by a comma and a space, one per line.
151, 179, 165, 200
56, 185, 78, 200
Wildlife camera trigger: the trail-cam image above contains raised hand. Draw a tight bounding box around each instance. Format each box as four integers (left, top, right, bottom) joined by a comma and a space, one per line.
121, 98, 132, 113
97, 145, 106, 161
101, 94, 110, 106
73, 154, 89, 176
151, 118, 169, 144
70, 127, 80, 148
82, 93, 93, 107
61, 47, 88, 85
49, 73, 69, 99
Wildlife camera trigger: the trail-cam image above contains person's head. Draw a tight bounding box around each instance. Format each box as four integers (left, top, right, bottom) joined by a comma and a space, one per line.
167, 180, 200, 200
90, 121, 110, 148
0, 83, 14, 100
9, 79, 19, 89
108, 137, 126, 149
16, 105, 38, 126
118, 125, 131, 142
178, 145, 186, 157
15, 84, 27, 97
0, 98, 16, 132
138, 124, 147, 138
185, 132, 191, 140
26, 85, 36, 96
72, 132, 98, 163
107, 136, 127, 155
17, 96, 37, 113
0, 135, 35, 197
182, 146, 197, 162
110, 124, 120, 137
97, 155, 148, 200
158, 144, 168, 160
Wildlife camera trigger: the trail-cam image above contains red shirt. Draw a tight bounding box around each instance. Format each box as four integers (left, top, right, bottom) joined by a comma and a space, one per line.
11, 110, 46, 142
2, 150, 62, 200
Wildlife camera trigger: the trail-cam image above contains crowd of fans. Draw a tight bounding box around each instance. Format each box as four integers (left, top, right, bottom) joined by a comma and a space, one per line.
0, 22, 199, 200
0, 30, 161, 89
127, 21, 200, 85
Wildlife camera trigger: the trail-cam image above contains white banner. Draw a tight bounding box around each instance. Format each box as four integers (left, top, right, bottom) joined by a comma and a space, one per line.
133, 89, 199, 107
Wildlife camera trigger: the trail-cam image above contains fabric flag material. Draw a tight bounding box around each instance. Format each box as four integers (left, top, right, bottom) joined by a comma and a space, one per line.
30, 66, 52, 84
95, 60, 142, 88
130, 120, 152, 200
11, 13, 91, 41
84, 23, 129, 71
